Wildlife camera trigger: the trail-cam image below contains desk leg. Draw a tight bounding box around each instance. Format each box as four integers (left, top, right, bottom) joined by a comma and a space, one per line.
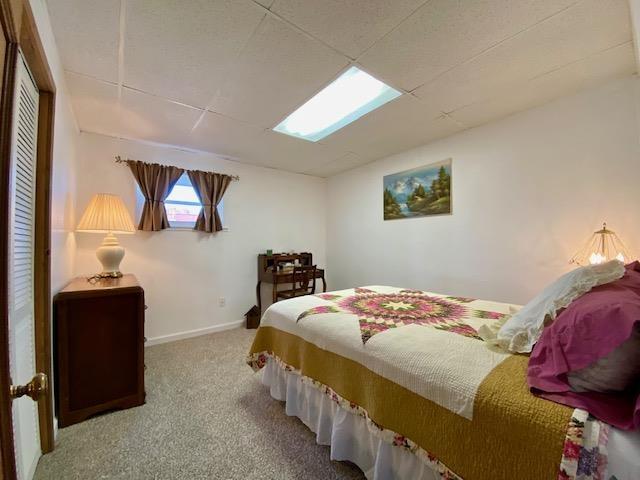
272, 284, 278, 304
322, 275, 327, 293
256, 281, 262, 312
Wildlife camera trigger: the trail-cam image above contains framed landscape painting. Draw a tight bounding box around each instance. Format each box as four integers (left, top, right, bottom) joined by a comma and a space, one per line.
383, 158, 452, 220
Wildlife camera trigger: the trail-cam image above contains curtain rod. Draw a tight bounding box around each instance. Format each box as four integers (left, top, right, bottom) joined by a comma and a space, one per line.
114, 156, 240, 181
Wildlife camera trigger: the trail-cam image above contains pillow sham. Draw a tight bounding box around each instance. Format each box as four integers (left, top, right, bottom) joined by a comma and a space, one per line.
496, 260, 625, 353
527, 261, 640, 430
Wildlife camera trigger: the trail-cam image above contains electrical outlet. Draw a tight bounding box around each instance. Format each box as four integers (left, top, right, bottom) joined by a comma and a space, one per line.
218, 297, 226, 307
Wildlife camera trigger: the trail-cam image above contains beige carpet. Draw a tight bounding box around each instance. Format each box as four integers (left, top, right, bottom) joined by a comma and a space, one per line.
34, 328, 365, 479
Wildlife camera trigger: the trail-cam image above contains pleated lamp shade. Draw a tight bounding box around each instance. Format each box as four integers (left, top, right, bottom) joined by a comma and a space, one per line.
570, 223, 633, 266
77, 193, 135, 234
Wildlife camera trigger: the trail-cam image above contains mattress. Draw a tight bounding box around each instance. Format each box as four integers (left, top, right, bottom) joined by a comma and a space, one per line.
247, 286, 639, 479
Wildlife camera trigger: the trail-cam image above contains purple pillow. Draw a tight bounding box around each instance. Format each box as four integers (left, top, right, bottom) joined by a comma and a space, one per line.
527, 261, 640, 430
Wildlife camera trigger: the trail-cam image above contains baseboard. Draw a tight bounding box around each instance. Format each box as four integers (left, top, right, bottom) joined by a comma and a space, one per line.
145, 320, 244, 346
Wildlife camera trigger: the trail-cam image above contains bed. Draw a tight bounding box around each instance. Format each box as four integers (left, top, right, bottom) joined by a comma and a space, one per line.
247, 286, 640, 480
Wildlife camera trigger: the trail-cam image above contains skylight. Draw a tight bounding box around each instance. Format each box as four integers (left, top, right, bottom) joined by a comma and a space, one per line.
273, 66, 402, 142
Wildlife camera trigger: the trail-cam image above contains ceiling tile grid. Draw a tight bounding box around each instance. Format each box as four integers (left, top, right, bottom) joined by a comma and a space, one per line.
448, 42, 636, 128
189, 110, 348, 173
321, 94, 461, 161
124, 0, 266, 108
357, 0, 579, 92
235, 129, 348, 172
188, 110, 267, 161
413, 0, 632, 114
270, 0, 428, 59
254, 0, 275, 8
65, 72, 123, 138
305, 152, 364, 177
46, 0, 636, 177
206, 14, 349, 128
47, 0, 121, 82
119, 88, 204, 147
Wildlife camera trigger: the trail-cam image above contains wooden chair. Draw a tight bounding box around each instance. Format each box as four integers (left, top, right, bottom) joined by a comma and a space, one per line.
275, 265, 317, 302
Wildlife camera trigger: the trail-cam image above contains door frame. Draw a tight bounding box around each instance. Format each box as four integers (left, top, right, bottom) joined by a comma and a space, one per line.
0, 1, 56, 478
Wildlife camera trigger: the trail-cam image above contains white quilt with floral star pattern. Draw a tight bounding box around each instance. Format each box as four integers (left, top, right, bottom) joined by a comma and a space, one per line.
260, 285, 517, 419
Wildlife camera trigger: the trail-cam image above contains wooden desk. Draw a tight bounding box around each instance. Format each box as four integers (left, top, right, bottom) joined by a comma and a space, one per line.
256, 253, 326, 312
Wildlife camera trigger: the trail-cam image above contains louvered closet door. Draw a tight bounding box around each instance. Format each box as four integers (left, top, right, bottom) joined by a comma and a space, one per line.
8, 52, 41, 480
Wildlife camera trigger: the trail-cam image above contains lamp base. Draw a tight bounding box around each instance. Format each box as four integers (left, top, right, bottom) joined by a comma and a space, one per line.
96, 232, 125, 277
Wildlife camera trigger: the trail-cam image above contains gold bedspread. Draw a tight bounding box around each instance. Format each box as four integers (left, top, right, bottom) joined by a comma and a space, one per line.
249, 325, 571, 480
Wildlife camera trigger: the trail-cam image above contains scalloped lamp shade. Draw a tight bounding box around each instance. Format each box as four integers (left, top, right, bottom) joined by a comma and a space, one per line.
77, 194, 135, 278
570, 223, 633, 266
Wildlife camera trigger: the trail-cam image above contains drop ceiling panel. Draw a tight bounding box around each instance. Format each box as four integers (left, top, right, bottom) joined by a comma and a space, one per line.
50, 0, 635, 177
207, 15, 349, 128
414, 0, 632, 114
240, 130, 349, 173
255, 0, 275, 8
47, 0, 120, 82
353, 114, 463, 162
449, 42, 636, 128
119, 89, 203, 147
124, 0, 265, 108
321, 94, 462, 161
65, 73, 122, 137
261, 136, 346, 172
189, 111, 266, 160
358, 0, 577, 92
190, 111, 348, 172
271, 0, 428, 58
305, 152, 365, 177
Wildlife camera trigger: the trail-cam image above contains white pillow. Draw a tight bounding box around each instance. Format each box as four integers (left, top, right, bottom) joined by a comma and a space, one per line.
496, 260, 625, 353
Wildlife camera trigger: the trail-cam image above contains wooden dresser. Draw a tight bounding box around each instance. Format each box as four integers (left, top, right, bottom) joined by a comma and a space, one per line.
53, 274, 145, 427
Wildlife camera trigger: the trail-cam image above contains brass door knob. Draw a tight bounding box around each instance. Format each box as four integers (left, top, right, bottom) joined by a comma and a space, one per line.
10, 373, 48, 401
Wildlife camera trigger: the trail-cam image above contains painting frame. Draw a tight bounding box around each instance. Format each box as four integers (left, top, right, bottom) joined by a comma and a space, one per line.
383, 158, 452, 221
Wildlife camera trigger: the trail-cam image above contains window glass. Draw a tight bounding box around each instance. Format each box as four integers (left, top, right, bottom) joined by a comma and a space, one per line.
135, 172, 224, 229
165, 174, 201, 228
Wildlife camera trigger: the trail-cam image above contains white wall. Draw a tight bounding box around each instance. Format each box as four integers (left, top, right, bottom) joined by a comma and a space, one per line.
327, 77, 640, 305
74, 133, 327, 343
29, 0, 79, 294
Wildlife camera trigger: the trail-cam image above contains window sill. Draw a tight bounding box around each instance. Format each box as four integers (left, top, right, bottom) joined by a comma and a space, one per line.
165, 226, 230, 232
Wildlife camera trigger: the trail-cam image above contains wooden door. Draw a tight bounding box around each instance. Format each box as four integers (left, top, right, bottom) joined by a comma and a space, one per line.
7, 50, 40, 480
1, 2, 58, 478
0, 11, 17, 479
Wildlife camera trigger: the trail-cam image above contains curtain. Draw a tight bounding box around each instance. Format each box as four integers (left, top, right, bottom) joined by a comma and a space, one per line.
187, 170, 232, 233
126, 160, 184, 231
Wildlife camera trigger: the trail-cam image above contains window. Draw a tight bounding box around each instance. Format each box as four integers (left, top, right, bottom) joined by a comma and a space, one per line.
165, 174, 202, 228
273, 66, 402, 142
134, 172, 224, 230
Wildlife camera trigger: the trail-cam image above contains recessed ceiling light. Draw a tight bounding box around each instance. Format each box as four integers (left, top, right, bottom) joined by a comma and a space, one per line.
273, 66, 402, 142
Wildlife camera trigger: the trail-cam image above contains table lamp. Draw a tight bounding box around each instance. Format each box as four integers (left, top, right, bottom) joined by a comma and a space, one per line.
76, 193, 135, 278
570, 222, 633, 266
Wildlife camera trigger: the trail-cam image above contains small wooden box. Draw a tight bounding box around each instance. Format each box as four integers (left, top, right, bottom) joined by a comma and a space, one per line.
245, 305, 260, 329
53, 275, 145, 427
